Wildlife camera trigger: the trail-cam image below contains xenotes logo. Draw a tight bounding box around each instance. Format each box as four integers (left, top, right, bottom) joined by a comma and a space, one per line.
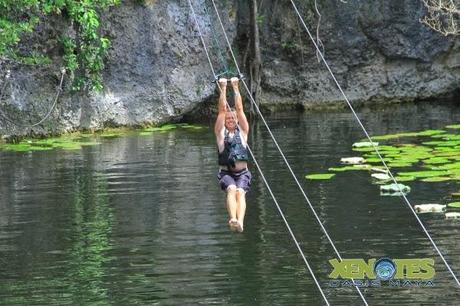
328, 257, 435, 287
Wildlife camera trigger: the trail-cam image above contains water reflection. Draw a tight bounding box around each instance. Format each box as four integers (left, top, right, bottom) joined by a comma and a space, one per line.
0, 101, 460, 305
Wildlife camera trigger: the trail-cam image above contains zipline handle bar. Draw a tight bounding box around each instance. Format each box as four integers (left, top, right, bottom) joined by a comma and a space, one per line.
211, 72, 244, 83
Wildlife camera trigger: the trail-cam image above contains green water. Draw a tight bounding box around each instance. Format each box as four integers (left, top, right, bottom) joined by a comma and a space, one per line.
1, 101, 460, 305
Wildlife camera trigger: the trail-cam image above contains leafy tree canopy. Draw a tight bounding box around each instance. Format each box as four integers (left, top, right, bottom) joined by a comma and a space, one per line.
0, 0, 120, 91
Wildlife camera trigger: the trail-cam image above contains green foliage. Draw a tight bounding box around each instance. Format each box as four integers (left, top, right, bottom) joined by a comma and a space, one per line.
305, 173, 335, 180
281, 41, 296, 50
0, 1, 40, 56
0, 0, 120, 92
256, 14, 265, 25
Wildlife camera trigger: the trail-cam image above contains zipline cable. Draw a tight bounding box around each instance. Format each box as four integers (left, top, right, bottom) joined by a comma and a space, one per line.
187, 1, 330, 305
289, 0, 460, 287
203, 0, 229, 75
209, 0, 369, 304
245, 145, 330, 306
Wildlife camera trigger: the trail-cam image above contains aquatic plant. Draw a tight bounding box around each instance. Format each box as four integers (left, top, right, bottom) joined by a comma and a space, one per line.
414, 204, 446, 213
310, 123, 460, 199
380, 183, 411, 193
0, 135, 99, 152
0, 123, 207, 152
140, 123, 205, 135
328, 166, 369, 172
447, 202, 460, 208
305, 173, 335, 180
352, 141, 378, 148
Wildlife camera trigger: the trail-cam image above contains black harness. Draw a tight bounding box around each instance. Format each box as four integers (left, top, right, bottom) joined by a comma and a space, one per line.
218, 128, 249, 168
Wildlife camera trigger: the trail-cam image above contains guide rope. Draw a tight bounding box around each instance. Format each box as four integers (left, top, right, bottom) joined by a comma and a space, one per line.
208, 1, 369, 304
289, 0, 460, 287
188, 1, 330, 305
203, 1, 229, 76
0, 67, 66, 129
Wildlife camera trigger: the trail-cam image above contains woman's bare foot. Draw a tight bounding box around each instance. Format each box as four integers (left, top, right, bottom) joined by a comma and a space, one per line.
228, 218, 238, 231
235, 220, 244, 233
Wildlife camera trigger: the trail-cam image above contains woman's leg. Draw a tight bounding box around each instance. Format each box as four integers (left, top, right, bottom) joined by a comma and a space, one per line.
235, 189, 246, 232
226, 186, 238, 225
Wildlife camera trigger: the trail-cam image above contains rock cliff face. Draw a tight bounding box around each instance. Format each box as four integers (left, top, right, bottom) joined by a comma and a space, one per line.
253, 0, 459, 108
0, 0, 458, 136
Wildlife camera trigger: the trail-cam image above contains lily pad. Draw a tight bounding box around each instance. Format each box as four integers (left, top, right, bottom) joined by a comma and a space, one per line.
371, 173, 391, 180
309, 124, 460, 190
51, 143, 83, 150
420, 177, 452, 182
0, 132, 105, 152
417, 130, 446, 136
445, 124, 460, 129
365, 157, 393, 164
376, 145, 401, 152
340, 157, 365, 164
447, 169, 460, 176
371, 132, 420, 141
432, 146, 460, 153
380, 191, 407, 197
446, 156, 460, 162
437, 162, 460, 170
352, 141, 379, 148
371, 167, 389, 173
440, 141, 460, 147
380, 183, 411, 193
414, 204, 446, 213
328, 166, 367, 172
394, 156, 420, 163
447, 202, 460, 208
440, 135, 460, 141
353, 146, 381, 152
387, 162, 414, 168
423, 157, 451, 165
431, 133, 458, 139
353, 164, 373, 170
305, 173, 335, 180
431, 150, 460, 157
394, 176, 416, 182
370, 130, 445, 141
397, 170, 449, 178
445, 212, 460, 219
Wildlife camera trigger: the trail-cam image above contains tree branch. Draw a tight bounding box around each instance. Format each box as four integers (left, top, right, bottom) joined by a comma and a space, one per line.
421, 0, 459, 35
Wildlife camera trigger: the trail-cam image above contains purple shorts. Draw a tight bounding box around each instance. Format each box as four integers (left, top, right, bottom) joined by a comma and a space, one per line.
217, 169, 252, 193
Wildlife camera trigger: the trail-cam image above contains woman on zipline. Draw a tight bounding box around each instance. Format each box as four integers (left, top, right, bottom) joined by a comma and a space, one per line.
215, 77, 252, 233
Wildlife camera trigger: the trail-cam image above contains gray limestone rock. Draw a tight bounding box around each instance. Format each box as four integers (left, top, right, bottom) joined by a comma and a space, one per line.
0, 0, 458, 136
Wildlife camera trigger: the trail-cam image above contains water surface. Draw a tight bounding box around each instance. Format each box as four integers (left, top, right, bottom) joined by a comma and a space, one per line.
1, 101, 460, 305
